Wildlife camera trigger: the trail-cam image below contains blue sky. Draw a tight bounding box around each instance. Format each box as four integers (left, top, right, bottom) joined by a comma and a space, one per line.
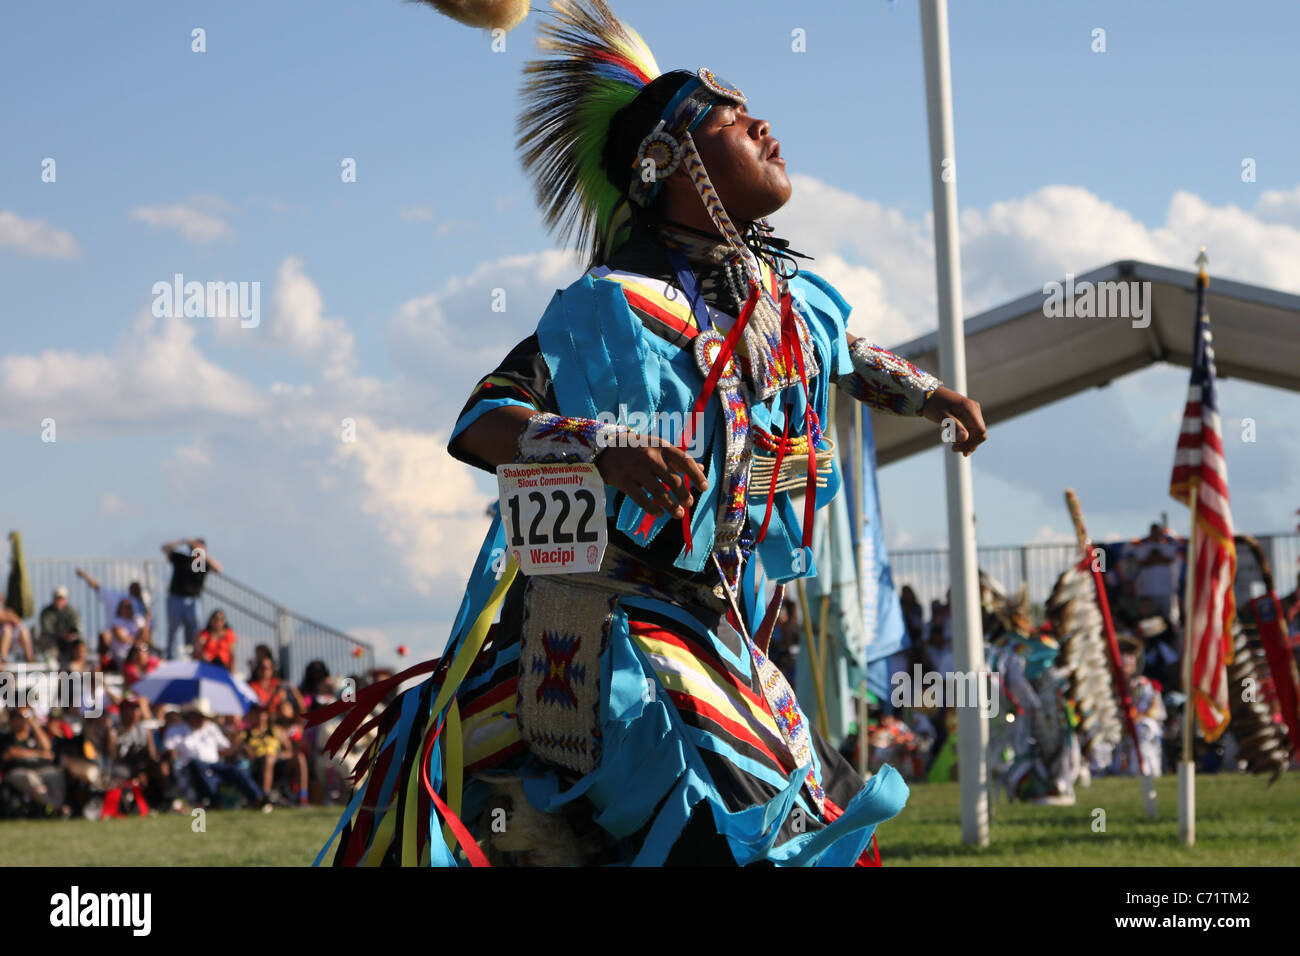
3, 0, 1298, 662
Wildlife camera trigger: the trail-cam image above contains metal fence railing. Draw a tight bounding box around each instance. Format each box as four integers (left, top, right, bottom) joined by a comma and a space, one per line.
889, 531, 1300, 616
16, 557, 373, 686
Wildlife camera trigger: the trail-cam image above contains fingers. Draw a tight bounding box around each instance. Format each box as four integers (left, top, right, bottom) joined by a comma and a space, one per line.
955, 401, 988, 456
660, 444, 708, 491
646, 479, 685, 518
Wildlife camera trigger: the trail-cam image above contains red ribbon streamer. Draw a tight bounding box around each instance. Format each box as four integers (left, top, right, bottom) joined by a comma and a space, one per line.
419, 714, 491, 868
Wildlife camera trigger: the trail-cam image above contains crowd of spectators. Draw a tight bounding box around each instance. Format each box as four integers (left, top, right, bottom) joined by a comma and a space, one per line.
0, 538, 381, 820
0, 646, 368, 820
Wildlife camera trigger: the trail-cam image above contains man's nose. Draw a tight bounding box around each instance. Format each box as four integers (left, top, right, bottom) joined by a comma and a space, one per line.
753, 117, 770, 138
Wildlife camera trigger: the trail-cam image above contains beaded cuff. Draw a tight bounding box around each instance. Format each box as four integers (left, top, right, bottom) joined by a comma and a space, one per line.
516, 412, 632, 464
839, 338, 942, 416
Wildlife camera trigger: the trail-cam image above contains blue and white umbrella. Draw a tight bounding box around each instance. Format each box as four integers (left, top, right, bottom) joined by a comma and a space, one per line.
130, 660, 261, 715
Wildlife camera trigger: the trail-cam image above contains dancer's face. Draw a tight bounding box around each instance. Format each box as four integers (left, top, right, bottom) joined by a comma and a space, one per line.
678, 101, 791, 221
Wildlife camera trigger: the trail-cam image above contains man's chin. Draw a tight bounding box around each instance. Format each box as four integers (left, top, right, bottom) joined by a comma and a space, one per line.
742, 186, 793, 222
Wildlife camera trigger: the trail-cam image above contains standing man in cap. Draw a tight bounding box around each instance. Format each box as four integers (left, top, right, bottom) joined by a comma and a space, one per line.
37, 586, 82, 665
160, 538, 223, 660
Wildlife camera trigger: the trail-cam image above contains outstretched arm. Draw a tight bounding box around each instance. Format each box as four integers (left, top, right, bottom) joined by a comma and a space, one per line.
839, 332, 987, 457
75, 568, 101, 591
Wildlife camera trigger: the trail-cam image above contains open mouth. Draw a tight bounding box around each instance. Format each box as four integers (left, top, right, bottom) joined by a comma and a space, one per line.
767, 141, 781, 160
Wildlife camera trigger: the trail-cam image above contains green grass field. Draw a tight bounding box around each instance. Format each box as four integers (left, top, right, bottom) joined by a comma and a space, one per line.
1, 773, 1295, 866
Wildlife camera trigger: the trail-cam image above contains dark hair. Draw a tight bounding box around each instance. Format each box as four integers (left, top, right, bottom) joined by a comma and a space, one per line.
299, 659, 330, 696
600, 70, 695, 199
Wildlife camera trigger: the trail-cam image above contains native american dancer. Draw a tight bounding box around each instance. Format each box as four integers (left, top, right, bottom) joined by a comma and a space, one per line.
1111, 632, 1166, 777
983, 584, 1082, 804
312, 0, 986, 866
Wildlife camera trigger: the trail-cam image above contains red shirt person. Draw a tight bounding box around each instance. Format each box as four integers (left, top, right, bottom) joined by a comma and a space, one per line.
194, 610, 237, 670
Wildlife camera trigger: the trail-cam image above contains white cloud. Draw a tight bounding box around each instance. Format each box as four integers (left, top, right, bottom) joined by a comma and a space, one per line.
334, 417, 492, 592
269, 257, 356, 380
400, 205, 435, 223
387, 248, 581, 398
1253, 185, 1300, 228
771, 175, 937, 346
1029, 524, 1073, 545
0, 311, 266, 431
774, 178, 1300, 350
214, 256, 358, 380
0, 210, 79, 258
131, 196, 234, 245
98, 492, 129, 516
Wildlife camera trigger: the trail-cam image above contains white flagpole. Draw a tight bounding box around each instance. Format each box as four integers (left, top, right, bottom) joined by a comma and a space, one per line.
853, 400, 870, 778
920, 0, 988, 846
1178, 246, 1210, 847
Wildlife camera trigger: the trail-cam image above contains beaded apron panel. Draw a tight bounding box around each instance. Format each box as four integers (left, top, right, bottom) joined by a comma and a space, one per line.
517, 577, 618, 776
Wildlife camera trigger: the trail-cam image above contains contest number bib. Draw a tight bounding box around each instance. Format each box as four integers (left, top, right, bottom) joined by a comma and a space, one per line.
496, 463, 607, 575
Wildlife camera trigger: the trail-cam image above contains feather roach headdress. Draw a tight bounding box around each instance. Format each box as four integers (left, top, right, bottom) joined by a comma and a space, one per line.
517, 1, 753, 265
516, 1, 663, 262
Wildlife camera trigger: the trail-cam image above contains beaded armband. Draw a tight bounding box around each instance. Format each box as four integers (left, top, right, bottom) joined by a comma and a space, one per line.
516, 412, 633, 464
839, 338, 942, 417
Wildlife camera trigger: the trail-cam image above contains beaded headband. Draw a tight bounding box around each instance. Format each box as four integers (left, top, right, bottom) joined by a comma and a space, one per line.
629, 67, 747, 208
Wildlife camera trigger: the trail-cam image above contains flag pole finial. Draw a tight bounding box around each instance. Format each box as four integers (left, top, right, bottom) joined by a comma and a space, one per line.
1195, 246, 1209, 275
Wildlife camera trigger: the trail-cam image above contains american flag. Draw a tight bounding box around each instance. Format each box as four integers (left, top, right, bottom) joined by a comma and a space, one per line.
1169, 259, 1237, 742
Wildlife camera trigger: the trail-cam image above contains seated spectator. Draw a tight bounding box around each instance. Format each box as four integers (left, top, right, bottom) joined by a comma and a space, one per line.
38, 587, 82, 665
0, 606, 34, 663
241, 705, 293, 805
122, 640, 161, 686
194, 610, 236, 670
44, 710, 76, 741
164, 699, 264, 809
104, 596, 149, 668
248, 657, 305, 711
298, 665, 337, 805
299, 660, 334, 706
75, 568, 152, 624
75, 570, 152, 662
274, 697, 310, 806
58, 712, 115, 811
116, 700, 171, 809
0, 708, 67, 817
